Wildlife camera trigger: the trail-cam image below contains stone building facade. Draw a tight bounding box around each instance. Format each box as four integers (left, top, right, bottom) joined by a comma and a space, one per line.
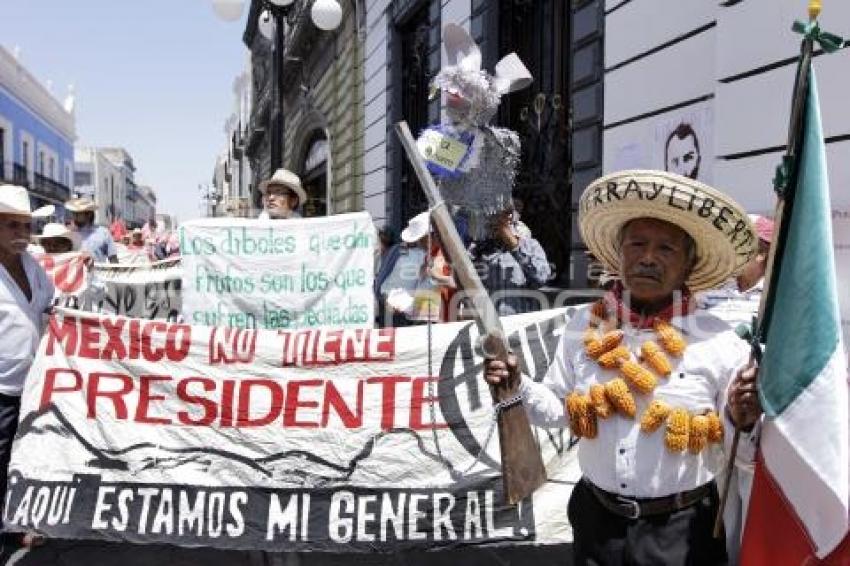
242, 0, 366, 218
364, 0, 599, 287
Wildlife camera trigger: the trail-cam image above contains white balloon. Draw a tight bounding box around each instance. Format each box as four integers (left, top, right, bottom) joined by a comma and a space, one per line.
258, 9, 275, 41
268, 0, 295, 6
311, 0, 342, 31
211, 0, 245, 22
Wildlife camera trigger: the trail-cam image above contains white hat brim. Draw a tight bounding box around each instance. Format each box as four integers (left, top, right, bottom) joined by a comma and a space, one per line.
401, 225, 428, 243
0, 204, 32, 217
579, 170, 757, 291
65, 201, 97, 213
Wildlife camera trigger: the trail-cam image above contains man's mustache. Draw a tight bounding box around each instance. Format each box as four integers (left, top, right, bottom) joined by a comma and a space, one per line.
630, 266, 662, 281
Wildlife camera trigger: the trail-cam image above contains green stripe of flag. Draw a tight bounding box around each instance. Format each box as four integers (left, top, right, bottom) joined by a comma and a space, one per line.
760, 68, 841, 416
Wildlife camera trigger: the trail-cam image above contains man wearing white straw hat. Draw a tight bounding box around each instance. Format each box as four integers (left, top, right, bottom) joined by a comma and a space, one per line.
485, 170, 763, 564
257, 168, 307, 220
36, 222, 82, 254
0, 185, 54, 554
65, 197, 118, 263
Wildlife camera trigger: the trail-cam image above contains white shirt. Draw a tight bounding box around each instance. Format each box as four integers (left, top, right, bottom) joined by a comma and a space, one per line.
379, 248, 428, 295
0, 253, 54, 396
697, 278, 763, 330
257, 209, 302, 220
519, 304, 755, 498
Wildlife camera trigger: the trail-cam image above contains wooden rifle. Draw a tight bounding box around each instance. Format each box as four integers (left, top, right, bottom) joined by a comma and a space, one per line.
394, 121, 547, 504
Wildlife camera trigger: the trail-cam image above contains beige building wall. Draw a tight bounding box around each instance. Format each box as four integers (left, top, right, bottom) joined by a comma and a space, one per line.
282, 0, 365, 216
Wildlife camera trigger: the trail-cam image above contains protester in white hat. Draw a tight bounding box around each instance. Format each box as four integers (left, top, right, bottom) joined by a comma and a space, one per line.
0, 185, 54, 553
65, 197, 118, 263
485, 170, 762, 565
36, 222, 81, 254
374, 212, 455, 326
257, 168, 307, 220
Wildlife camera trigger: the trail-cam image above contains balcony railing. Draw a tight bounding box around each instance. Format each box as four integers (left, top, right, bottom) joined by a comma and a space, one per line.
32, 171, 71, 203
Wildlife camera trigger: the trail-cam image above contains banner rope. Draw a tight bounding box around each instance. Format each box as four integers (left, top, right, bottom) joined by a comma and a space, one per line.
426, 214, 445, 466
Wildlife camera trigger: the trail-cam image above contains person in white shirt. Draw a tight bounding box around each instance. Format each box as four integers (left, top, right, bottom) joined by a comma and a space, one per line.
65, 197, 118, 264
485, 171, 762, 565
0, 185, 54, 553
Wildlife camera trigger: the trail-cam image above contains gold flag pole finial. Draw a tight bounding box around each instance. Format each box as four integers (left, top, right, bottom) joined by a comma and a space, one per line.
809, 0, 822, 21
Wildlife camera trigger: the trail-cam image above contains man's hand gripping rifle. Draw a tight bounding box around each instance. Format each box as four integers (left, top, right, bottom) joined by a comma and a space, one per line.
395, 121, 547, 505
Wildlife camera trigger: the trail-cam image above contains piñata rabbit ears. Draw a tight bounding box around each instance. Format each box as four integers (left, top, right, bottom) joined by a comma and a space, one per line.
442, 23, 532, 95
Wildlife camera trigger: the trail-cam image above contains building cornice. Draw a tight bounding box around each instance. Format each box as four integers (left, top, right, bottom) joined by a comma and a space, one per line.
0, 46, 76, 142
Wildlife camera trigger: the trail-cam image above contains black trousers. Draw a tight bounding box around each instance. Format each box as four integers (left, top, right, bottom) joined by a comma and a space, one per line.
568, 479, 728, 566
0, 393, 20, 529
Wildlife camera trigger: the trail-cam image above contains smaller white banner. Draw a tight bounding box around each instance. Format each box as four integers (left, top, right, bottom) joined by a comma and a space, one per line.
92, 258, 183, 321
179, 213, 376, 330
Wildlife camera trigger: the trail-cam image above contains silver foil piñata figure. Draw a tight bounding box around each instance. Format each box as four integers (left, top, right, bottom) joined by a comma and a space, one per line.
416, 23, 533, 241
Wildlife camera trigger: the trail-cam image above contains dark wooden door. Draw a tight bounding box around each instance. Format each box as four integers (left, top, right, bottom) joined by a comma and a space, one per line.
398, 5, 433, 225
498, 0, 571, 284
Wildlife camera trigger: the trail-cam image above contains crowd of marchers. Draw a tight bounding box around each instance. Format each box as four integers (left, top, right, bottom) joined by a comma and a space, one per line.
0, 164, 775, 565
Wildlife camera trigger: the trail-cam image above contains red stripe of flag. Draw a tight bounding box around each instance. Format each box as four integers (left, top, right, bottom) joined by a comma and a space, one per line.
741, 453, 850, 565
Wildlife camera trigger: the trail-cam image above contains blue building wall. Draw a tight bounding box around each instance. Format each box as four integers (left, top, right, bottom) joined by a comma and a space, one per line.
0, 85, 74, 188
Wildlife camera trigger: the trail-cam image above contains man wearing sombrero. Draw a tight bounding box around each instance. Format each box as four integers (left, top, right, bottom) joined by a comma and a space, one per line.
65, 197, 118, 264
485, 170, 762, 564
0, 185, 54, 555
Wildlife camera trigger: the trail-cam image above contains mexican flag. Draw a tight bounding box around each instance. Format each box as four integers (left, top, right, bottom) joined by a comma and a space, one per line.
740, 65, 849, 562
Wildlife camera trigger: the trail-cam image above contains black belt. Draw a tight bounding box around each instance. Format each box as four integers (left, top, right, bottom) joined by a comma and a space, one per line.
582, 478, 713, 520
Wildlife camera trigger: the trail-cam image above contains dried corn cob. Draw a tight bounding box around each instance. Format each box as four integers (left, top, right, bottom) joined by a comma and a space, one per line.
689, 415, 709, 454
665, 408, 690, 453
590, 300, 607, 320
565, 392, 584, 437
598, 346, 631, 369
640, 400, 672, 434
583, 328, 604, 359
581, 400, 598, 439
641, 341, 672, 376
654, 320, 687, 356
604, 378, 636, 418
589, 384, 612, 419
565, 392, 597, 438
706, 411, 723, 443
586, 330, 625, 359
620, 359, 658, 394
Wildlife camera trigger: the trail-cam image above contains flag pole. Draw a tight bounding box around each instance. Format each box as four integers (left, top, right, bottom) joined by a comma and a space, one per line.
712, 0, 820, 539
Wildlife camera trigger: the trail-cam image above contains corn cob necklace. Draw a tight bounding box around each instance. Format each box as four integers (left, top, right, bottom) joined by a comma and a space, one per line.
567, 288, 723, 454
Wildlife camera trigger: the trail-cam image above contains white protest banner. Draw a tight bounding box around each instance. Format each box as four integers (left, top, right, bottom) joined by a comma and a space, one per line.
92, 258, 183, 321
179, 213, 375, 330
34, 252, 91, 309
6, 307, 580, 552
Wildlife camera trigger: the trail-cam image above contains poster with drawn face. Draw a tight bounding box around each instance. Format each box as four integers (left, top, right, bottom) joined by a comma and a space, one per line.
607, 101, 714, 184
654, 104, 714, 184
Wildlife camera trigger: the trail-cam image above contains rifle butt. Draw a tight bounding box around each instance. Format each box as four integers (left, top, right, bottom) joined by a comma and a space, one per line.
497, 402, 547, 505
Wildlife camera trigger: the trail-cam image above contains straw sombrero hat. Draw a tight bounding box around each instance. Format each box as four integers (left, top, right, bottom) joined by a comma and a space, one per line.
579, 170, 758, 291
0, 184, 34, 216
36, 222, 81, 251
65, 197, 97, 213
